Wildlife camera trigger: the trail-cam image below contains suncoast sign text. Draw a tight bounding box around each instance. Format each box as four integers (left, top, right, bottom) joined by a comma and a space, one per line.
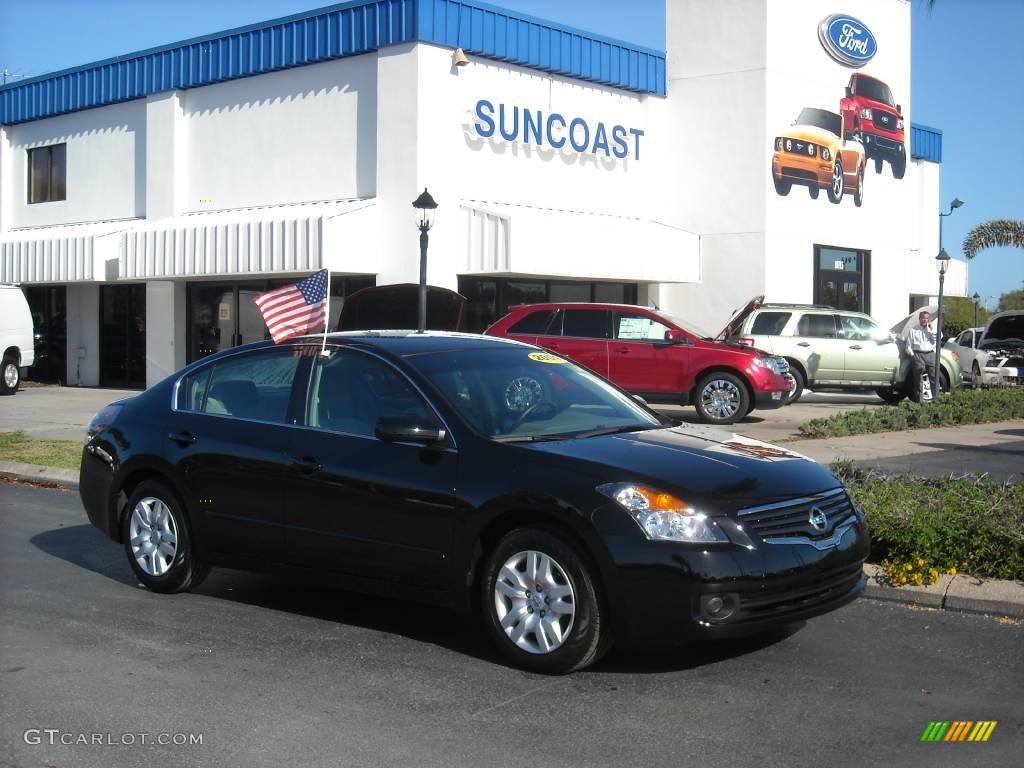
473, 99, 645, 160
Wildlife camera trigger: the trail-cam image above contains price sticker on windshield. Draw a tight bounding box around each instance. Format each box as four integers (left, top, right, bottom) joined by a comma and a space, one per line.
528, 352, 566, 364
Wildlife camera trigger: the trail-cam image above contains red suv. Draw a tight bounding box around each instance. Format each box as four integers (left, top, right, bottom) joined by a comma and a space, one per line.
485, 303, 791, 425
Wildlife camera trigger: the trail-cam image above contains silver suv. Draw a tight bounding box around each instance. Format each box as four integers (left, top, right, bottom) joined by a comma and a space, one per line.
719, 297, 963, 403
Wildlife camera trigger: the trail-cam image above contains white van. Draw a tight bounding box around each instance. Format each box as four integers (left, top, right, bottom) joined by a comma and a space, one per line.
0, 285, 35, 395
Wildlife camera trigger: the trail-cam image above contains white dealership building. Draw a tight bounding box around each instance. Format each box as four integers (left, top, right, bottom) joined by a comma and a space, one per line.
0, 0, 965, 387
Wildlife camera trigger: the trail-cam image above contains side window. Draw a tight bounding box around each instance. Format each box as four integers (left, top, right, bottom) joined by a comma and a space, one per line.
840, 315, 877, 341
614, 312, 671, 341
562, 310, 609, 339
508, 309, 555, 335
309, 351, 434, 437
795, 314, 838, 339
750, 311, 792, 336
177, 368, 211, 412
960, 331, 974, 348
204, 350, 301, 423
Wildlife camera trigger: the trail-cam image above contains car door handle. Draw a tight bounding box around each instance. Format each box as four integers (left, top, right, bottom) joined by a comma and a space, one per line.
290, 455, 322, 475
849, 345, 863, 350
168, 431, 197, 447
617, 348, 631, 354
797, 342, 811, 347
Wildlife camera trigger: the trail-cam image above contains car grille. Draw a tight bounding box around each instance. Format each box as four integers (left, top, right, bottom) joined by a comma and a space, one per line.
738, 487, 855, 540
873, 111, 899, 131
784, 138, 813, 155
735, 563, 864, 622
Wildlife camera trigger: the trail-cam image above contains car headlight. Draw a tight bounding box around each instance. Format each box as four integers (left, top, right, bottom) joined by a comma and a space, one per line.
805, 143, 814, 156
775, 137, 782, 150
821, 147, 831, 161
860, 107, 873, 120
897, 118, 904, 130
597, 483, 728, 543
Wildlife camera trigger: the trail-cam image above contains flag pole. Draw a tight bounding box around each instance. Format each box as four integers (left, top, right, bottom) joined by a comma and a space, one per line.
320, 269, 331, 357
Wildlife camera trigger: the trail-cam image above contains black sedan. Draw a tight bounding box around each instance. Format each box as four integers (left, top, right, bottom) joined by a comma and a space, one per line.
80, 332, 869, 673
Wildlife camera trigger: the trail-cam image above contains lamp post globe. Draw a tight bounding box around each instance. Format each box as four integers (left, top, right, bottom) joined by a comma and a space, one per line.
411, 188, 439, 333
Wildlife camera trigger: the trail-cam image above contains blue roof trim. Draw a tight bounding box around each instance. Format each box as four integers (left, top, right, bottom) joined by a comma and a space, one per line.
0, 0, 664, 125
910, 122, 942, 163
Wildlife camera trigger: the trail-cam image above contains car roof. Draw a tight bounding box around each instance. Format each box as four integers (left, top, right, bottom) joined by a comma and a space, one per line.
508, 302, 657, 312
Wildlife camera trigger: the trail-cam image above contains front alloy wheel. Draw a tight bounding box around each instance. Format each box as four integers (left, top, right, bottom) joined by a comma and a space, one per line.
695, 373, 750, 424
0, 356, 19, 395
482, 529, 608, 673
828, 157, 844, 203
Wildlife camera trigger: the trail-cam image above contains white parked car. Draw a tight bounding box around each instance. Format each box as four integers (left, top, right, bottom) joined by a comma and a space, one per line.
0, 285, 35, 395
943, 327, 987, 384
971, 311, 1023, 387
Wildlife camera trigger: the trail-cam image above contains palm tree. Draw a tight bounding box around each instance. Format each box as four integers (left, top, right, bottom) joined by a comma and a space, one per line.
962, 219, 1024, 260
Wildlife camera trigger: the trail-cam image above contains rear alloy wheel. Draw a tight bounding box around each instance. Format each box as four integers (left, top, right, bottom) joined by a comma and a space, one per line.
122, 480, 208, 594
1, 355, 19, 395
828, 157, 844, 204
695, 372, 750, 425
784, 366, 805, 405
483, 529, 608, 674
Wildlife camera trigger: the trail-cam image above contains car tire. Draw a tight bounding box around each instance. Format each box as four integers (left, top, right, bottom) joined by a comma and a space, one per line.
972, 361, 983, 388
875, 387, 904, 405
853, 167, 865, 207
938, 368, 951, 394
121, 480, 208, 594
808, 185, 819, 200
828, 157, 844, 204
773, 174, 791, 196
892, 153, 906, 180
694, 372, 750, 425
1, 355, 19, 395
482, 528, 609, 674
784, 366, 805, 405
873, 157, 883, 174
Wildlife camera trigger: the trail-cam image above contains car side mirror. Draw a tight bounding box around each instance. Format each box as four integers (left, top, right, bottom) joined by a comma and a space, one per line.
375, 416, 446, 445
632, 394, 649, 407
664, 329, 687, 344
845, 86, 852, 98
897, 104, 902, 115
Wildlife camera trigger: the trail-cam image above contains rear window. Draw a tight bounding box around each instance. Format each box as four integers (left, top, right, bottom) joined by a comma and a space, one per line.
562, 310, 609, 339
202, 350, 301, 423
750, 311, 791, 336
795, 314, 838, 338
508, 309, 556, 335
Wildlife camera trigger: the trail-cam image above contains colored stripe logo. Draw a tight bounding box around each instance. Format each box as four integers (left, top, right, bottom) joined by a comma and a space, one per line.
920, 721, 997, 742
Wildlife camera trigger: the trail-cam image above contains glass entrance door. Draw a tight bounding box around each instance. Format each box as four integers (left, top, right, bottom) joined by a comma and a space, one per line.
814, 246, 870, 313
24, 286, 67, 384
100, 284, 146, 388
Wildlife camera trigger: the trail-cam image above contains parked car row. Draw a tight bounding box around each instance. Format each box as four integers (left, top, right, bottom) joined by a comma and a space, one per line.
943, 311, 1023, 387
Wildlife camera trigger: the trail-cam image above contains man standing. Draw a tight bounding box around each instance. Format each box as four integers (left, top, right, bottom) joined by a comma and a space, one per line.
907, 310, 937, 402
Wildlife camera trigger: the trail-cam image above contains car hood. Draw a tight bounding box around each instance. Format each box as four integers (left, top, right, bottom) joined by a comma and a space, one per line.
717, 295, 764, 341
523, 425, 839, 512
780, 124, 839, 147
980, 312, 1024, 348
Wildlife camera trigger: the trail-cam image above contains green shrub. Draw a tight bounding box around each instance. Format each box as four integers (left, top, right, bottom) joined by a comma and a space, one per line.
833, 462, 1024, 582
800, 388, 1024, 438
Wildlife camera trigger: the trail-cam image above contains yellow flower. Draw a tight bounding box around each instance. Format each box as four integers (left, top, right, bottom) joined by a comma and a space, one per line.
904, 563, 914, 571
918, 558, 925, 567
947, 567, 957, 575
899, 575, 908, 584
913, 573, 924, 586
929, 569, 939, 579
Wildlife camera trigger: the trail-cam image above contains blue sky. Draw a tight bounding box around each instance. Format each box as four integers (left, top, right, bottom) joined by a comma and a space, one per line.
1, 0, 1020, 308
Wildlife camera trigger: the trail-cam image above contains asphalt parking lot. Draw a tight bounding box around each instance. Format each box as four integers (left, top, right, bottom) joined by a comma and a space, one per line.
2, 482, 1021, 768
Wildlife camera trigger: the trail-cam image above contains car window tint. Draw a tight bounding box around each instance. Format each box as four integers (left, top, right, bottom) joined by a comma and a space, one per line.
750, 311, 791, 336
562, 310, 608, 339
508, 310, 555, 335
614, 312, 671, 341
309, 351, 434, 437
204, 350, 300, 423
795, 314, 838, 338
177, 368, 211, 411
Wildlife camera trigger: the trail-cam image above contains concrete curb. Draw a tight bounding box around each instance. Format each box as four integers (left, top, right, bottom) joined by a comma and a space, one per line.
862, 563, 1024, 619
0, 460, 78, 489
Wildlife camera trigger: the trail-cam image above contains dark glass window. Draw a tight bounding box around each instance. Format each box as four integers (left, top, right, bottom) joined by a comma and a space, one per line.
204, 350, 301, 423
177, 369, 211, 412
562, 309, 609, 339
750, 311, 791, 336
27, 144, 66, 204
795, 314, 838, 339
508, 310, 556, 335
309, 351, 433, 437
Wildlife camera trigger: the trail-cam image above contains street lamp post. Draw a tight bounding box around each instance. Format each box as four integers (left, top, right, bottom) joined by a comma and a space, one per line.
938, 197, 964, 249
972, 292, 981, 329
934, 249, 951, 396
411, 188, 438, 334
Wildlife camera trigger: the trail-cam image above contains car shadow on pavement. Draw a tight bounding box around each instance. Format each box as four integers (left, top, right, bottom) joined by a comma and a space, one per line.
30, 523, 802, 674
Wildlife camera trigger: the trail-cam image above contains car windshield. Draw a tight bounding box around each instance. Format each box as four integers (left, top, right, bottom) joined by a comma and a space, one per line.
857, 77, 894, 107
655, 312, 715, 341
796, 108, 841, 136
406, 346, 664, 441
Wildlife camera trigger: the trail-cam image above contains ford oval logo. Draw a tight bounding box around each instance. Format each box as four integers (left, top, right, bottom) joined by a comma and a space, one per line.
818, 14, 877, 68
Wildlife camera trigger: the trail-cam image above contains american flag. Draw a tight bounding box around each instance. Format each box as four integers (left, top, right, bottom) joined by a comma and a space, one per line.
253, 269, 329, 343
